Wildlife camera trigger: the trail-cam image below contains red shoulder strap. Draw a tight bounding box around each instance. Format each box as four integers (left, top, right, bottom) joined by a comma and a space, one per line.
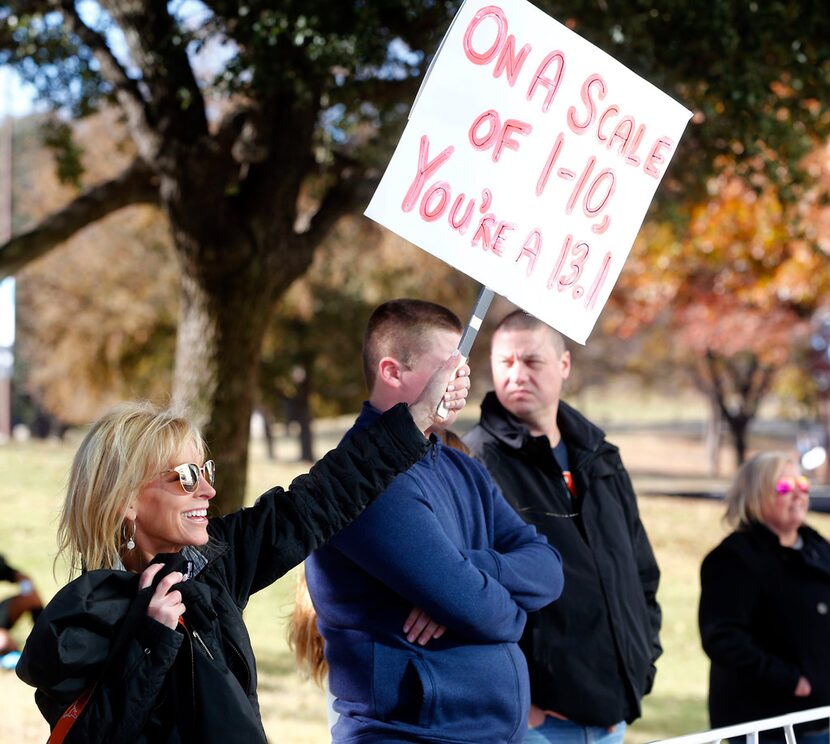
47, 615, 185, 742
47, 685, 95, 744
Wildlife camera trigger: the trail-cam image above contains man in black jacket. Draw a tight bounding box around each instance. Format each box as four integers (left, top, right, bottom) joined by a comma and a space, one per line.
464, 310, 662, 743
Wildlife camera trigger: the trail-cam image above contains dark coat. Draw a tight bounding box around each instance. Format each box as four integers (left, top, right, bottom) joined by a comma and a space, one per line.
17, 404, 429, 743
699, 521, 830, 729
464, 393, 662, 727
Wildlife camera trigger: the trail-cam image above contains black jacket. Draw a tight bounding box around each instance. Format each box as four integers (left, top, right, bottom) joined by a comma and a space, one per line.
700, 522, 830, 730
17, 404, 429, 743
464, 393, 662, 726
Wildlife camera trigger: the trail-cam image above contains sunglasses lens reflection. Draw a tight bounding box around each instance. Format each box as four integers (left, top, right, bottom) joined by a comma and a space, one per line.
173, 461, 215, 492
178, 465, 199, 493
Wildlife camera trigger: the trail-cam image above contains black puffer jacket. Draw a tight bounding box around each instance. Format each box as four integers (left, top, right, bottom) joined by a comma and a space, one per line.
18, 404, 429, 743
464, 393, 662, 727
700, 522, 830, 732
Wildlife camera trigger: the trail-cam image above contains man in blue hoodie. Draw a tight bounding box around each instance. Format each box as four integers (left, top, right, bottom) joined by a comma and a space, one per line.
306, 299, 564, 743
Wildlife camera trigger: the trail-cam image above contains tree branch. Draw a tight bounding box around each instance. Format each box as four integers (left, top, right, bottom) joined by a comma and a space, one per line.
299, 166, 379, 250
0, 158, 159, 278
215, 104, 271, 168
328, 75, 424, 109
703, 349, 733, 421
745, 362, 776, 416
103, 0, 209, 148
54, 0, 157, 152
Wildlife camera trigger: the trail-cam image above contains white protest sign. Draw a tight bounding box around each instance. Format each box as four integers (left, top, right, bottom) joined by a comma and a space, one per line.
366, 0, 692, 343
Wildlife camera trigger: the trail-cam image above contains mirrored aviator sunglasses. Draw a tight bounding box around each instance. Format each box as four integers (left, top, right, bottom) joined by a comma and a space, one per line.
166, 460, 216, 493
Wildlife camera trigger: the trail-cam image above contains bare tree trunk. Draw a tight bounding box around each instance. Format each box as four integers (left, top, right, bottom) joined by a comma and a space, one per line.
172, 261, 273, 514
705, 398, 722, 477
260, 408, 277, 462
701, 349, 775, 471
724, 415, 750, 467
290, 364, 315, 462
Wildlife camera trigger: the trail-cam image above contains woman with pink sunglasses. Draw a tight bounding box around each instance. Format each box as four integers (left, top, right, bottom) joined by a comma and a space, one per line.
699, 451, 830, 743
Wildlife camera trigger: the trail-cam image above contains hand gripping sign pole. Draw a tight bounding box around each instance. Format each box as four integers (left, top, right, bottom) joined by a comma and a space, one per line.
436, 285, 495, 419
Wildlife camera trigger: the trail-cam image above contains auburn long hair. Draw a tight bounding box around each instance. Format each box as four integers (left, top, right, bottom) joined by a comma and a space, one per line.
288, 569, 328, 685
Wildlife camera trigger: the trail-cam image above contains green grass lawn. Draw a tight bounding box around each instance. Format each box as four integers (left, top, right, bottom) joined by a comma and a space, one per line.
0, 426, 825, 743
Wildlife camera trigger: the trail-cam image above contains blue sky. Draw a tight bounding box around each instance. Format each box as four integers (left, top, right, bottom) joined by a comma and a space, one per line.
0, 66, 37, 118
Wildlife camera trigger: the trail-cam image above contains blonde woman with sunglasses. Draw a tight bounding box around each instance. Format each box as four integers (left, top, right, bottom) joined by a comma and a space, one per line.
699, 451, 830, 743
16, 353, 469, 744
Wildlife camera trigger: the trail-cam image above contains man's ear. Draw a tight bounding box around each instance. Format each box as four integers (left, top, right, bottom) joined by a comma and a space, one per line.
560, 350, 572, 380
377, 357, 405, 388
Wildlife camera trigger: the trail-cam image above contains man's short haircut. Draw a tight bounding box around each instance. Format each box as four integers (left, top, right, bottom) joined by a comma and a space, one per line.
493, 310, 566, 357
363, 299, 463, 391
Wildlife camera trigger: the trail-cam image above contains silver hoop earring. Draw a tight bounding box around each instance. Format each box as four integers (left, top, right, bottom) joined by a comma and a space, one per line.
123, 521, 136, 551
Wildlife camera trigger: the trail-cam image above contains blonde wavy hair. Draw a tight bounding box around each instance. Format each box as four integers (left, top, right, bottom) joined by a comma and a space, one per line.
724, 451, 796, 530
57, 402, 205, 576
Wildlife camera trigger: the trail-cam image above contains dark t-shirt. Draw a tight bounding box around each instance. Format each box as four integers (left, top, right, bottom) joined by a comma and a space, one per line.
552, 440, 577, 497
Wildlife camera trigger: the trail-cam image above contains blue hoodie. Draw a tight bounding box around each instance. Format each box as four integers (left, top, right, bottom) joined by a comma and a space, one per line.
306, 403, 564, 743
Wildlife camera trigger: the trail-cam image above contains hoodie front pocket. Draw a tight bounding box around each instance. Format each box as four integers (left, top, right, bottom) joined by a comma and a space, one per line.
372, 643, 434, 727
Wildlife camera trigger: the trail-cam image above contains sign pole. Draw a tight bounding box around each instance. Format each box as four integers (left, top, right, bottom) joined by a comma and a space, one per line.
436, 285, 495, 419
